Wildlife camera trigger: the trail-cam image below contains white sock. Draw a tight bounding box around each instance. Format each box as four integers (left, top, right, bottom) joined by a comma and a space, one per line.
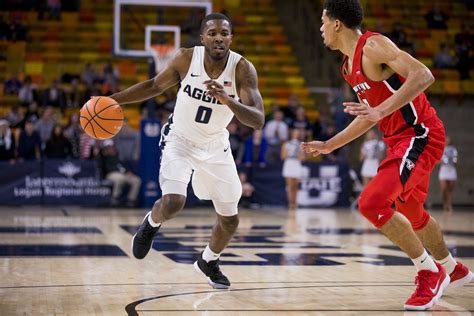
147, 212, 161, 228
411, 249, 439, 272
436, 253, 457, 274
202, 245, 220, 262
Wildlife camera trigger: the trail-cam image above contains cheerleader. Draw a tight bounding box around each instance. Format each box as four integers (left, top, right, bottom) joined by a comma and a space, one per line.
281, 129, 305, 210
439, 136, 457, 212
360, 129, 385, 187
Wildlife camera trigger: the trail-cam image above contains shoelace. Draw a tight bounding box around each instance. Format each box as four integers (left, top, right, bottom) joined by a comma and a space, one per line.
412, 271, 432, 297
208, 259, 222, 275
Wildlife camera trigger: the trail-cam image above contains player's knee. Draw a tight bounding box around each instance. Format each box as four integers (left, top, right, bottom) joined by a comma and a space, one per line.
358, 191, 394, 227
218, 214, 239, 233
158, 194, 186, 219
395, 198, 430, 230
411, 210, 430, 230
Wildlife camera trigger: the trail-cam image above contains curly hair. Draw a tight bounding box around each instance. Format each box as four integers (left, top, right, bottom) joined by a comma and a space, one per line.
323, 0, 364, 30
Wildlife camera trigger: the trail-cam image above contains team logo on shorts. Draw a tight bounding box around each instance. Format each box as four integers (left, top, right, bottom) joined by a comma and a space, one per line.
405, 159, 415, 171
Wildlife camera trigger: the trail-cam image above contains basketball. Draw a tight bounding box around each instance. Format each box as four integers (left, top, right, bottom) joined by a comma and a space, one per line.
80, 96, 124, 140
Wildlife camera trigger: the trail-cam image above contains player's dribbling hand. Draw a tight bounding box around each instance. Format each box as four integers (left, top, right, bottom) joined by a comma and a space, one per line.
300, 141, 332, 157
204, 80, 231, 105
343, 102, 383, 122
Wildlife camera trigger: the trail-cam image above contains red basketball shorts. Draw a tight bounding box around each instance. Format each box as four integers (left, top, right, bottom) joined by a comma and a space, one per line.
358, 117, 445, 229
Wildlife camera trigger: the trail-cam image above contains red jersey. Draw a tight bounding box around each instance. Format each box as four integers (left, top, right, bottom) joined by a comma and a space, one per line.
341, 31, 439, 147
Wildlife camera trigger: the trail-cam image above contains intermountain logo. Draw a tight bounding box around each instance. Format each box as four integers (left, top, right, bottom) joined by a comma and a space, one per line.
58, 162, 81, 177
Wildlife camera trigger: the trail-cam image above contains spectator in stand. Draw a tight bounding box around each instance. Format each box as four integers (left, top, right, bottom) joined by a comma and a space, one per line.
238, 171, 255, 208
318, 124, 339, 161
114, 118, 140, 171
44, 124, 72, 159
311, 113, 326, 141
35, 106, 57, 147
263, 110, 288, 163
455, 23, 472, 80
8, 16, 27, 41
290, 106, 311, 142
328, 83, 351, 133
181, 8, 205, 48
0, 15, 9, 41
281, 94, 301, 124
82, 63, 98, 86
18, 76, 39, 106
3, 74, 22, 95
388, 23, 415, 56
425, 4, 449, 30
65, 78, 82, 108
82, 80, 102, 104
4, 104, 24, 128
79, 132, 97, 159
17, 119, 41, 161
98, 140, 141, 207
22, 101, 40, 127
102, 82, 119, 96
103, 62, 120, 86
228, 121, 244, 164
433, 44, 455, 69
265, 103, 280, 122
64, 112, 82, 158
47, 0, 61, 20
35, 0, 47, 20
242, 129, 268, 167
42, 79, 66, 111
0, 119, 16, 162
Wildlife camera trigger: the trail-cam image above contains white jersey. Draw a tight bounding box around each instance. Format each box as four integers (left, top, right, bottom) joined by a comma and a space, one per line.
170, 46, 242, 144
439, 145, 458, 181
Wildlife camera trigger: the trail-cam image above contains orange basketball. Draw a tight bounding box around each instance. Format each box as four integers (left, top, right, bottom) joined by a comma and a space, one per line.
80, 96, 124, 140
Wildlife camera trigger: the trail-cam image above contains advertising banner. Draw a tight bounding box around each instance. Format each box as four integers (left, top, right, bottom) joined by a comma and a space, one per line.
0, 160, 111, 206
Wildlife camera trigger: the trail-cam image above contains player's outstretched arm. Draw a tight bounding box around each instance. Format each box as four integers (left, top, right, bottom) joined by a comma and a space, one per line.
110, 49, 187, 105
301, 117, 376, 157
343, 35, 435, 122
205, 59, 264, 130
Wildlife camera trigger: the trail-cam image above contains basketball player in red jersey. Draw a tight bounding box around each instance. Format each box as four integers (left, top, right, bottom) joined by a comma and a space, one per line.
302, 0, 473, 310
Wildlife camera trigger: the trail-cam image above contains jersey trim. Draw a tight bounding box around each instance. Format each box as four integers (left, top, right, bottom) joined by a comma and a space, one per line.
160, 114, 174, 150
399, 123, 429, 185
383, 74, 418, 125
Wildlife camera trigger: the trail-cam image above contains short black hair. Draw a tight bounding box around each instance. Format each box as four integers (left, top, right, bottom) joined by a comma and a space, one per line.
200, 12, 233, 33
323, 0, 364, 30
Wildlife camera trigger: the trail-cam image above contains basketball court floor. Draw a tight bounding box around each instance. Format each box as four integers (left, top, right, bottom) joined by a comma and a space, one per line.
0, 206, 472, 315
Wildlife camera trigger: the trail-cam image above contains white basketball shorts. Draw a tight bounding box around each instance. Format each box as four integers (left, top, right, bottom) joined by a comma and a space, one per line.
159, 130, 242, 216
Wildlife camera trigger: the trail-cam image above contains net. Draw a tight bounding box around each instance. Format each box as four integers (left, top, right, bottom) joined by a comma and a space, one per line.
150, 44, 176, 73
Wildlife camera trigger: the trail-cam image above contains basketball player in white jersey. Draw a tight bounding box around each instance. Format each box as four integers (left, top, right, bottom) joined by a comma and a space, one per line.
110, 13, 264, 289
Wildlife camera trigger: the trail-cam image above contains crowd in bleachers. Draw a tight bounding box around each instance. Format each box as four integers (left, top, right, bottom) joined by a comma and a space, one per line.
374, 8, 472, 80
0, 61, 135, 173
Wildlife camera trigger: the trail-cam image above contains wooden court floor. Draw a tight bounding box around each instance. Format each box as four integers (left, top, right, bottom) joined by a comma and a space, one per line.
0, 206, 472, 315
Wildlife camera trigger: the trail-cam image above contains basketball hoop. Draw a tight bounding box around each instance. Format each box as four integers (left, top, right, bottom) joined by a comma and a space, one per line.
150, 44, 176, 73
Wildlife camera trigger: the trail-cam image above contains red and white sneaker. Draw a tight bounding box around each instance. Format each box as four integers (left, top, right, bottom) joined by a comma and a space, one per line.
404, 262, 450, 311
448, 262, 473, 289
